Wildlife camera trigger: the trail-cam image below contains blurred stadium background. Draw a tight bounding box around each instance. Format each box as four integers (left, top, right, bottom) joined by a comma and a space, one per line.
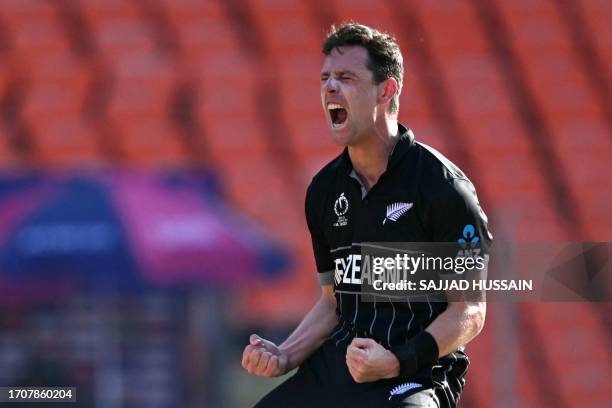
0, 0, 610, 407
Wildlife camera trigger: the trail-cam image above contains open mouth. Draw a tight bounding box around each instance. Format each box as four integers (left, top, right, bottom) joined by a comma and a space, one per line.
327, 103, 348, 128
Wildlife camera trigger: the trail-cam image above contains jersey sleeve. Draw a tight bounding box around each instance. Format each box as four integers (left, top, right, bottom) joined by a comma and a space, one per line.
430, 178, 493, 276
305, 182, 335, 285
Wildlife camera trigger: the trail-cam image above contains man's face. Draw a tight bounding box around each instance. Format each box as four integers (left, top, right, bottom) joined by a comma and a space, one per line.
320, 46, 381, 146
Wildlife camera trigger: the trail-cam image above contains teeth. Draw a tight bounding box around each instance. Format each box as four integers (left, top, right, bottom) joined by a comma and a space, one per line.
327, 103, 344, 110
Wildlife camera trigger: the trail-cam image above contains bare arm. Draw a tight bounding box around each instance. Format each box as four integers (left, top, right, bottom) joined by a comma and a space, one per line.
279, 284, 338, 370
425, 301, 486, 357
242, 284, 338, 377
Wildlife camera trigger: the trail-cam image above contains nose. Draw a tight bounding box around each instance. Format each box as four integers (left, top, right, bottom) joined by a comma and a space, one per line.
323, 77, 338, 94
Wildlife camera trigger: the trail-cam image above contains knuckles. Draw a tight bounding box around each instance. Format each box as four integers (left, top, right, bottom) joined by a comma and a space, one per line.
351, 370, 365, 383
241, 341, 285, 378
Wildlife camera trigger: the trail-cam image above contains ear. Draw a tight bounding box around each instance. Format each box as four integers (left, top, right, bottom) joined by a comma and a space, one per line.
377, 77, 398, 106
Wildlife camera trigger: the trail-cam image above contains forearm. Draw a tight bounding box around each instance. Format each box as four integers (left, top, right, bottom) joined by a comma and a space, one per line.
425, 301, 486, 357
279, 293, 338, 370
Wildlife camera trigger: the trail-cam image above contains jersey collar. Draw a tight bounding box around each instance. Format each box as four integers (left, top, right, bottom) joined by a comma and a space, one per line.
334, 122, 415, 175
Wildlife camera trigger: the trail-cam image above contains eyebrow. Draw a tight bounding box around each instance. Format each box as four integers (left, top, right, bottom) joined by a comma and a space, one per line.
320, 70, 358, 77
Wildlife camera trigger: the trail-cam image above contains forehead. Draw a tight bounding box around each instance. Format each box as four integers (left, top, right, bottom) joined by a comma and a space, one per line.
321, 46, 371, 75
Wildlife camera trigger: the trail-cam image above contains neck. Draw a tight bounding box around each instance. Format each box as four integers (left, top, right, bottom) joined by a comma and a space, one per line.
348, 120, 399, 191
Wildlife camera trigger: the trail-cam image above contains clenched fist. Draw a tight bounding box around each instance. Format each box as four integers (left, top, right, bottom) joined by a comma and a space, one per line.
242, 334, 289, 377
345, 337, 400, 383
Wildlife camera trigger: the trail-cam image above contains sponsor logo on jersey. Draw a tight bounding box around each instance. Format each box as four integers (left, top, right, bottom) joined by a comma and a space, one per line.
334, 254, 362, 285
457, 224, 481, 258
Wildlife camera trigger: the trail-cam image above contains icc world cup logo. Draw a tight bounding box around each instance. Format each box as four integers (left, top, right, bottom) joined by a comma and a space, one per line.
333, 193, 349, 227
334, 193, 349, 216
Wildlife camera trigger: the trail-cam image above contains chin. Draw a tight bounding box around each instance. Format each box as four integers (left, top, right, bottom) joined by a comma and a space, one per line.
328, 125, 355, 146
329, 131, 353, 146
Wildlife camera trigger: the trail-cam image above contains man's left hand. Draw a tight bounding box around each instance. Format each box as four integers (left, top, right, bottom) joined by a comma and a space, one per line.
345, 337, 400, 383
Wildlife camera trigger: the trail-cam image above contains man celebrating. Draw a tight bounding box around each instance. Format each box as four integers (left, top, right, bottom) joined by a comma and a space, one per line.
242, 23, 492, 407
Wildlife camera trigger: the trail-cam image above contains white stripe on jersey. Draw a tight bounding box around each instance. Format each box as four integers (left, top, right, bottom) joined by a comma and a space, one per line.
330, 321, 346, 339
369, 298, 377, 335
386, 296, 396, 347
335, 329, 351, 347
406, 298, 414, 342
353, 294, 359, 324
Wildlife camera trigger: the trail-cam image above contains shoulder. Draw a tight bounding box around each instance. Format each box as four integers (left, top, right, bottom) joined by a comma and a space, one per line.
305, 151, 347, 233
413, 143, 489, 232
413, 141, 477, 202
411, 142, 492, 241
306, 151, 344, 203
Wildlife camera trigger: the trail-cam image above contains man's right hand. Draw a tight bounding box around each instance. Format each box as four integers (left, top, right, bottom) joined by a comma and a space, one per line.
241, 334, 289, 377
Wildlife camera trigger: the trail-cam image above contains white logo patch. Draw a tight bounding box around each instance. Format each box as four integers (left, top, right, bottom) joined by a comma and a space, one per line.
383, 202, 413, 225
389, 382, 422, 400
333, 193, 349, 227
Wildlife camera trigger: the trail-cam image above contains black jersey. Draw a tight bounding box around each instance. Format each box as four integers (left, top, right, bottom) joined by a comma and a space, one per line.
305, 124, 492, 355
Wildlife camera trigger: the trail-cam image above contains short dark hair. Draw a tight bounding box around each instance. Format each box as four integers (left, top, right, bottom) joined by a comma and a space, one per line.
322, 23, 404, 114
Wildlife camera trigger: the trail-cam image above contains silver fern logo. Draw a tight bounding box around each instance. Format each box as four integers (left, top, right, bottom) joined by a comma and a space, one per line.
383, 202, 413, 225
388, 382, 422, 400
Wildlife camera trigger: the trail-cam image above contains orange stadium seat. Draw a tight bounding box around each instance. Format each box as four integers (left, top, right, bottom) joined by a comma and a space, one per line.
226, 151, 319, 324
117, 118, 187, 166
412, 0, 567, 241
79, 0, 155, 58
107, 53, 176, 120
160, 0, 239, 60
0, 127, 18, 167
245, 0, 343, 167
278, 55, 325, 118
373, 3, 468, 171
28, 116, 102, 167
186, 7, 305, 256
195, 47, 255, 81
246, 0, 321, 57
179, 0, 326, 321
401, 70, 437, 126
496, 0, 612, 240
0, 62, 10, 108
573, 0, 611, 78
332, 0, 395, 31
196, 62, 269, 157
21, 54, 91, 122
0, 0, 70, 80
277, 56, 340, 158
204, 115, 268, 157
521, 302, 611, 406
88, 18, 156, 58
3, 15, 69, 60
103, 50, 188, 165
179, 3, 283, 192
0, 0, 56, 25
289, 115, 338, 156
466, 303, 544, 408
400, 53, 454, 162
78, 0, 141, 20
217, 154, 295, 224
18, 51, 99, 166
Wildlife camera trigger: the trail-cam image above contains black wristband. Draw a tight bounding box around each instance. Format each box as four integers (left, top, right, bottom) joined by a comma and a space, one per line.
390, 331, 439, 378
